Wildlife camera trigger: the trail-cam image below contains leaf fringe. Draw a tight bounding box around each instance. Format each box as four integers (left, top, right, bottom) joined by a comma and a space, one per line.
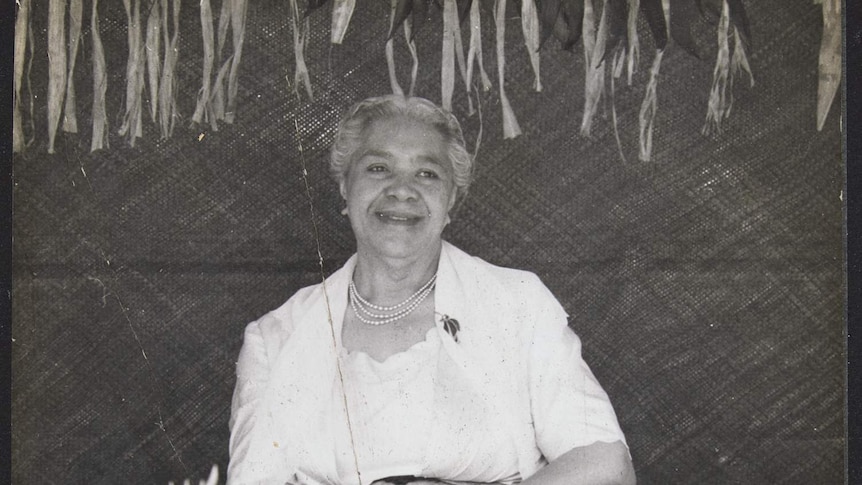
637, 0, 668, 161
331, 0, 356, 44
119, 0, 145, 146
145, 0, 161, 123
91, 0, 109, 152
581, 0, 606, 138
638, 50, 663, 161
158, 0, 181, 139
521, 0, 542, 92
47, 0, 68, 154
495, 0, 522, 138
211, 56, 233, 122
211, 0, 233, 120
386, 0, 405, 96
730, 27, 753, 88
452, 3, 470, 111
63, 0, 83, 134
626, 0, 640, 85
13, 0, 30, 153
225, 0, 249, 123
26, 14, 36, 147
290, 0, 314, 101
702, 0, 730, 135
610, 50, 626, 162
404, 18, 420, 96
192, 0, 217, 129
442, 0, 457, 110
466, 0, 493, 94
816, 0, 840, 130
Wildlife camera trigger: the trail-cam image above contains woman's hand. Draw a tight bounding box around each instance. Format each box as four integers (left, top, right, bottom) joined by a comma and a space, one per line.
372, 481, 441, 485
522, 441, 635, 485
371, 477, 442, 485
371, 479, 504, 485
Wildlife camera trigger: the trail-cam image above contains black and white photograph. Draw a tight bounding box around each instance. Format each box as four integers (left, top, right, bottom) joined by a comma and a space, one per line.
9, 0, 847, 483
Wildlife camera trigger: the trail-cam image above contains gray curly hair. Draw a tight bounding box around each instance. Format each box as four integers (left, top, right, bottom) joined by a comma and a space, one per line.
330, 95, 474, 204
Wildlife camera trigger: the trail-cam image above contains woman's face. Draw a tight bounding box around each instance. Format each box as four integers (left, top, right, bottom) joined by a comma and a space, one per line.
340, 115, 457, 261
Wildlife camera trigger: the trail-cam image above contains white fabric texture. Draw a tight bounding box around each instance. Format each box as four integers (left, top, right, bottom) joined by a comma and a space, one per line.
227, 242, 627, 485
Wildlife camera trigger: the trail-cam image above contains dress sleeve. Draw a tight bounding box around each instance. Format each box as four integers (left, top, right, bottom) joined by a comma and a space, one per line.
227, 320, 273, 484
526, 280, 628, 462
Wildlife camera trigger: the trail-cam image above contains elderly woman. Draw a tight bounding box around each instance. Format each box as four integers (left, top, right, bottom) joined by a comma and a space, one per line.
228, 95, 634, 485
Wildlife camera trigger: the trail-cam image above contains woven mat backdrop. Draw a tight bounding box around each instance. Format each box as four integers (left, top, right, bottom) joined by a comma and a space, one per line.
12, 0, 844, 483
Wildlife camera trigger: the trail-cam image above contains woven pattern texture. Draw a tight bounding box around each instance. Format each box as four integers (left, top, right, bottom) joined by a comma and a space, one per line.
12, 1, 844, 483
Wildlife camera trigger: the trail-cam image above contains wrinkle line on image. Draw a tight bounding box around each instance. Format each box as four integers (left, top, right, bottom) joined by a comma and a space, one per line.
294, 116, 364, 485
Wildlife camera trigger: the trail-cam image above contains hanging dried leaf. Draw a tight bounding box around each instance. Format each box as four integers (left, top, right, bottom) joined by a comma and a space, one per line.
816, 0, 840, 130
91, 0, 109, 152
466, 0, 492, 93
638, 0, 669, 161
13, 0, 30, 153
119, 0, 145, 145
638, 50, 664, 161
582, 0, 597, 80
626, 0, 640, 84
225, 0, 249, 123
610, 50, 627, 161
158, 0, 181, 139
495, 0, 522, 138
217, 0, 232, 58
452, 3, 471, 110
211, 0, 233, 119
211, 55, 233, 121
442, 0, 457, 110
47, 0, 68, 154
26, 17, 36, 146
331, 0, 356, 44
386, 0, 406, 95
403, 18, 420, 96
730, 26, 752, 87
145, 0, 161, 123
192, 0, 217, 129
581, 0, 607, 138
702, 0, 730, 134
521, 0, 542, 91
62, 0, 83, 133
290, 0, 314, 101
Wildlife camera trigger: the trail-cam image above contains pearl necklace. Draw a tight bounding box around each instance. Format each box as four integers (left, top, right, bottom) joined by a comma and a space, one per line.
349, 273, 437, 325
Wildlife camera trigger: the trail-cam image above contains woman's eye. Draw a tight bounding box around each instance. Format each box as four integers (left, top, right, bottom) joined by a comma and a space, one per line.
367, 164, 387, 173
418, 169, 439, 179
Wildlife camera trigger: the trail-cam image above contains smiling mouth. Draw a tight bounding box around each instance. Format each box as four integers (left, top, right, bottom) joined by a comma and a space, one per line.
375, 211, 424, 224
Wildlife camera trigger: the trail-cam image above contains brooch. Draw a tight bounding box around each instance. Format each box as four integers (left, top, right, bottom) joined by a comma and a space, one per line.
439, 314, 460, 343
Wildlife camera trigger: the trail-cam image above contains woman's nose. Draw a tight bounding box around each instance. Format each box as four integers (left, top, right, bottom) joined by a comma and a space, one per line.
385, 173, 418, 200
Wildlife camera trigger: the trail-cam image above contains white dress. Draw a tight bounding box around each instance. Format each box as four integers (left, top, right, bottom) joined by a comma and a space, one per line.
335, 328, 521, 484
228, 242, 627, 485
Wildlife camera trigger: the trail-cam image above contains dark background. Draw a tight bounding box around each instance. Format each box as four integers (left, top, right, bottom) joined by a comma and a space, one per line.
11, 0, 845, 483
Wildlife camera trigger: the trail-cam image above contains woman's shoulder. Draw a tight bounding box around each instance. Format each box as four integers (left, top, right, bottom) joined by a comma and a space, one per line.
241, 283, 311, 343
244, 274, 339, 345
443, 241, 551, 297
